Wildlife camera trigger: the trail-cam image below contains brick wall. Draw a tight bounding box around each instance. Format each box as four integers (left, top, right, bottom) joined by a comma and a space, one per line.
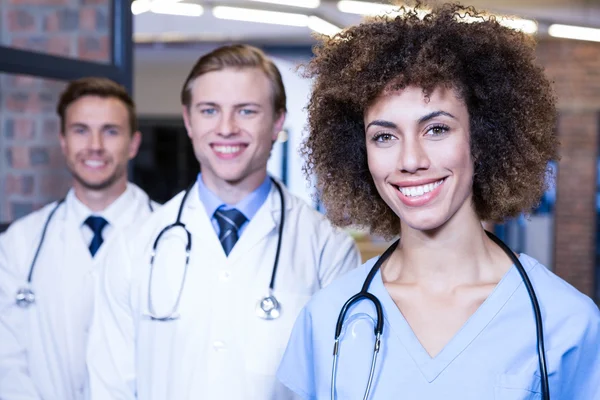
536, 39, 600, 298
0, 0, 111, 222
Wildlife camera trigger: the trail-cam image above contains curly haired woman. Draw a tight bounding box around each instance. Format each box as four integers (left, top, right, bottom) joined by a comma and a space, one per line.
276, 3, 600, 399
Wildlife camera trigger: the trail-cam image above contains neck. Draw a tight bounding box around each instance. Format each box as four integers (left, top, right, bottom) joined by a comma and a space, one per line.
73, 179, 127, 212
202, 169, 267, 205
383, 203, 510, 290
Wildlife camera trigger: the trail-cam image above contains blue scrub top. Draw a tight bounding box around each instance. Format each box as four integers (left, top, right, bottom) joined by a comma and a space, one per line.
277, 254, 600, 399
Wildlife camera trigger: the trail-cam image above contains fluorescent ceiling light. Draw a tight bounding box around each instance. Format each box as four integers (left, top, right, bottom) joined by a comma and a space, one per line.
308, 16, 342, 36
548, 24, 600, 43
150, 2, 203, 16
460, 14, 537, 34
337, 0, 398, 16
248, 0, 321, 8
131, 0, 151, 15
213, 6, 308, 26
498, 18, 537, 34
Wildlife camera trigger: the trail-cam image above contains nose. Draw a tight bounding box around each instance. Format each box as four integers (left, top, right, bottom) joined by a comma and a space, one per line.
88, 131, 104, 151
398, 137, 430, 173
216, 112, 240, 137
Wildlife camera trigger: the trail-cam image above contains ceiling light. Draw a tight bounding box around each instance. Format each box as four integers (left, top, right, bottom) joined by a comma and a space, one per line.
213, 6, 309, 27
308, 16, 342, 36
248, 0, 321, 8
548, 24, 600, 43
498, 18, 537, 34
150, 2, 203, 16
131, 0, 151, 15
337, 0, 398, 16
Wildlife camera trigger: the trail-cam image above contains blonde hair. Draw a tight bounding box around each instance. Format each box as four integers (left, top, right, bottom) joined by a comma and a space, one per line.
180, 44, 286, 115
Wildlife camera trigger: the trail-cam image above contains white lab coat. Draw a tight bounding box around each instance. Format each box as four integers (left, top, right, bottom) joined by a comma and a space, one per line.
0, 183, 156, 400
87, 181, 361, 400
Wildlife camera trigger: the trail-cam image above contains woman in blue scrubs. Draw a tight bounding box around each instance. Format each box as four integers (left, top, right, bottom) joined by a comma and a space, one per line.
277, 2, 600, 399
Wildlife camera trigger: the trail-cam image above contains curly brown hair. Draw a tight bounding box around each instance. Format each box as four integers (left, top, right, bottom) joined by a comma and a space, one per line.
303, 2, 559, 238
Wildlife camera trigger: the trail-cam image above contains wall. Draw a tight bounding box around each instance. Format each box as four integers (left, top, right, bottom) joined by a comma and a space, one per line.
0, 0, 112, 222
536, 39, 600, 298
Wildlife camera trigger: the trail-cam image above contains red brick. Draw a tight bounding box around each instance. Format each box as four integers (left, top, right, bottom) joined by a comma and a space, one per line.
48, 36, 73, 57
43, 118, 61, 137
80, 0, 108, 5
6, 9, 37, 32
7, 146, 30, 168
5, 174, 34, 195
44, 9, 79, 32
5, 75, 40, 89
40, 172, 72, 198
9, 0, 69, 4
77, 36, 110, 62
553, 110, 598, 297
80, 8, 96, 31
4, 92, 39, 113
48, 146, 67, 168
4, 118, 35, 140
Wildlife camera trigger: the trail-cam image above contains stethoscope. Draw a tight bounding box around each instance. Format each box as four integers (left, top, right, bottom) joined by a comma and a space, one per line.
15, 198, 154, 308
331, 230, 549, 400
146, 177, 285, 321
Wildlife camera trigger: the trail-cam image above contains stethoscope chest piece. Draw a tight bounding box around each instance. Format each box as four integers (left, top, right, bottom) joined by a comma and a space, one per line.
16, 286, 35, 308
256, 293, 281, 320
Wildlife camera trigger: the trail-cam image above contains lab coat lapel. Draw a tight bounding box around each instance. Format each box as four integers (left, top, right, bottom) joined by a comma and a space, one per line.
182, 183, 224, 255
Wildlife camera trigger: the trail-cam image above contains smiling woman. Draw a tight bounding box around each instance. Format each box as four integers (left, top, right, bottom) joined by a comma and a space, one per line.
276, 2, 600, 400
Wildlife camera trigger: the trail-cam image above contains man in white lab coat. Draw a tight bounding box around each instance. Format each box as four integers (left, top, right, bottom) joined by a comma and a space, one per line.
87, 44, 361, 399
0, 77, 156, 400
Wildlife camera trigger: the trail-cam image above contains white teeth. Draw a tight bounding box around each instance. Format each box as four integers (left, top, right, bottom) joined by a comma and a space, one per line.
398, 179, 444, 197
84, 160, 104, 168
214, 145, 242, 154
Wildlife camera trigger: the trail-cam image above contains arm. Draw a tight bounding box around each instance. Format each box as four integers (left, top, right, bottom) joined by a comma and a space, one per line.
318, 224, 361, 288
0, 230, 43, 400
277, 307, 316, 400
87, 235, 138, 400
559, 301, 600, 399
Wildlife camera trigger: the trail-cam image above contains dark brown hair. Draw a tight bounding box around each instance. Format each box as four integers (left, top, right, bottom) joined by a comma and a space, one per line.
57, 77, 137, 134
303, 2, 559, 238
180, 44, 286, 115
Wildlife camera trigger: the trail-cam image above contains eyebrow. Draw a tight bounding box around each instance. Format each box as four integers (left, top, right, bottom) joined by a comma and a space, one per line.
68, 123, 122, 130
366, 110, 457, 130
194, 102, 262, 108
417, 111, 456, 124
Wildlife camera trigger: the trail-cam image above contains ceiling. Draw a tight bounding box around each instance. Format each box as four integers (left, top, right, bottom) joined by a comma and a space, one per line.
133, 0, 600, 45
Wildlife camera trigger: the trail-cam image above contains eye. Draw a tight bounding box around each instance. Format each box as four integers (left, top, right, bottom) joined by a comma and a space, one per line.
73, 127, 87, 134
425, 124, 450, 137
372, 132, 396, 143
239, 109, 258, 116
105, 128, 119, 136
200, 108, 217, 115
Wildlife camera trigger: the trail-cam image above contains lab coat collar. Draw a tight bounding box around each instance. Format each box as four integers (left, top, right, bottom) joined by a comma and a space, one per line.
183, 179, 293, 263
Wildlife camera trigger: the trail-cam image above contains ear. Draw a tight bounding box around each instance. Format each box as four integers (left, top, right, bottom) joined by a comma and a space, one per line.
59, 131, 67, 157
128, 131, 142, 160
182, 106, 193, 139
272, 111, 286, 141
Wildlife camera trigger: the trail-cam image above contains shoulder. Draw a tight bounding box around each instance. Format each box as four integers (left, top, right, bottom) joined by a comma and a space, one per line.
121, 190, 186, 236
304, 259, 375, 315
520, 254, 600, 338
284, 189, 352, 238
1, 201, 62, 242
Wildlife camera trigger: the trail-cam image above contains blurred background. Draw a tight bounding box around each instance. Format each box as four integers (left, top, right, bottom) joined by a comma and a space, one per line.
0, 0, 599, 303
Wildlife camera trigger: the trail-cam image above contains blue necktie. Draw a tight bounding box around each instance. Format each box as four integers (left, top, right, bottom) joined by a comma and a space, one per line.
214, 208, 247, 256
84, 216, 108, 257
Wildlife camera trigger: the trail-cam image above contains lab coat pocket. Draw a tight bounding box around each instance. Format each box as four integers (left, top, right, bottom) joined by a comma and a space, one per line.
494, 373, 542, 400
245, 292, 312, 375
